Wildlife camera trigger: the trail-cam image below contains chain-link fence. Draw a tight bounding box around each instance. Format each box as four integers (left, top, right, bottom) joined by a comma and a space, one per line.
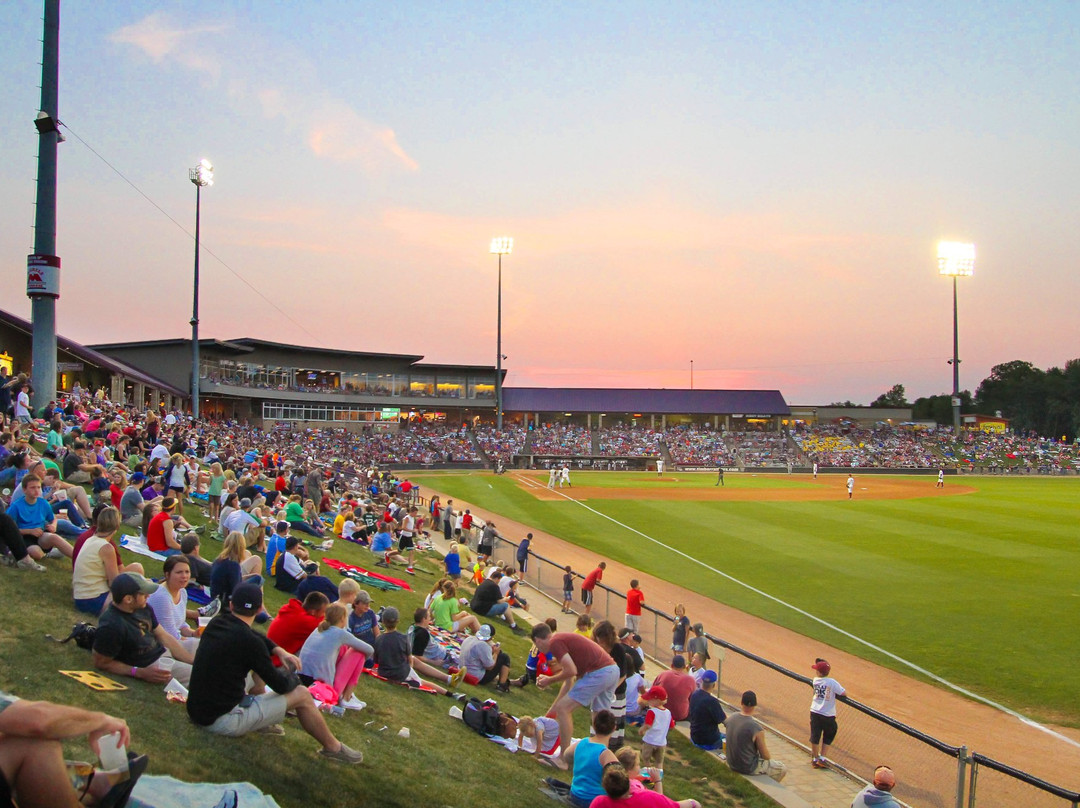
479, 530, 1080, 808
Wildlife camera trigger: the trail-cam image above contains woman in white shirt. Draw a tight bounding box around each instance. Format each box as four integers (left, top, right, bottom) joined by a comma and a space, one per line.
146, 555, 200, 652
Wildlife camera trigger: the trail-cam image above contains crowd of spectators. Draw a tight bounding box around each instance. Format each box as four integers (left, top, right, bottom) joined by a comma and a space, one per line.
473, 425, 526, 466
729, 431, 793, 468
529, 424, 595, 456
664, 427, 735, 467
598, 427, 661, 457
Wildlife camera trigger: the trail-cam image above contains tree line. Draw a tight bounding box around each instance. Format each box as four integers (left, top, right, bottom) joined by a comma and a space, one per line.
861, 359, 1080, 440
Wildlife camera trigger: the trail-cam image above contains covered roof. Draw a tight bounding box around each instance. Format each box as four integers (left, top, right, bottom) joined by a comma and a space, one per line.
90, 337, 424, 363
0, 309, 187, 397
503, 387, 790, 415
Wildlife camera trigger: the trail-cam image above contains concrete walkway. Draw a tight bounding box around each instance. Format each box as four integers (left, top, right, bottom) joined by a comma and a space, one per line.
426, 530, 862, 808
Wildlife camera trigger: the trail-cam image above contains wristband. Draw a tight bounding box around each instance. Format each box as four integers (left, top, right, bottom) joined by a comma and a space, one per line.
130, 667, 138, 678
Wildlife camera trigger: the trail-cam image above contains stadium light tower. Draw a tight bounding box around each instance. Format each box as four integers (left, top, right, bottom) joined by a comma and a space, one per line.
938, 241, 975, 436
490, 237, 513, 431
189, 159, 214, 420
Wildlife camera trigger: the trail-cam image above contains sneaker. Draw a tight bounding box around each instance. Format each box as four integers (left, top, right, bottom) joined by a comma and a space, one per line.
319, 742, 364, 764
198, 596, 222, 618
0, 554, 15, 567
449, 669, 465, 688
494, 682, 510, 694
512, 675, 528, 688
812, 758, 828, 769
340, 695, 366, 711
255, 723, 285, 735
47, 547, 65, 560
405, 567, 415, 575
374, 561, 389, 568
447, 691, 468, 702
194, 525, 207, 535
16, 556, 46, 572
510, 624, 526, 635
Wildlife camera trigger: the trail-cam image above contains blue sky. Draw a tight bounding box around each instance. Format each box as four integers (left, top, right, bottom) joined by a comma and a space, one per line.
1, 2, 1077, 403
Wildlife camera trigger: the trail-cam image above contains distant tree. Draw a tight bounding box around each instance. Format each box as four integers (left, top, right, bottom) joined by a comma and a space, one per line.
869, 384, 909, 408
975, 361, 1046, 434
912, 391, 973, 425
827, 401, 857, 408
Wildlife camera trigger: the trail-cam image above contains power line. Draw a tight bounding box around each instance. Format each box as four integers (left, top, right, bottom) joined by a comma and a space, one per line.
57, 120, 325, 347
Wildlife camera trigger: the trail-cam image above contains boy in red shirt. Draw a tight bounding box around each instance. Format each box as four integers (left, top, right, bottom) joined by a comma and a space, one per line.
625, 579, 645, 633
581, 561, 606, 616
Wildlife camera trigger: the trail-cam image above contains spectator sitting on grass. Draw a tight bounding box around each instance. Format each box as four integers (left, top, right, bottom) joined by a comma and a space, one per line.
851, 765, 901, 808
371, 607, 463, 698
347, 590, 380, 658
72, 506, 144, 616
186, 582, 364, 764
546, 709, 619, 806
688, 670, 726, 751
371, 520, 404, 567
407, 607, 466, 686
593, 755, 701, 808
267, 591, 330, 662
470, 570, 525, 634
180, 533, 212, 588
275, 536, 316, 594
653, 655, 695, 722
92, 573, 196, 686
724, 690, 786, 781
298, 604, 373, 712
5, 475, 73, 562
459, 623, 513, 693
430, 580, 482, 635
210, 532, 263, 612
0, 690, 148, 808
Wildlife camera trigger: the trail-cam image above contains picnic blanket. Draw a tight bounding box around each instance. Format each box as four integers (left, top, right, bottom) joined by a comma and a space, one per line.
363, 666, 440, 694
129, 775, 280, 808
119, 536, 167, 562
323, 558, 411, 591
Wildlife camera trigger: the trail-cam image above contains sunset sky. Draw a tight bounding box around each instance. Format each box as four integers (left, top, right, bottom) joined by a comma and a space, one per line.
1, 2, 1077, 404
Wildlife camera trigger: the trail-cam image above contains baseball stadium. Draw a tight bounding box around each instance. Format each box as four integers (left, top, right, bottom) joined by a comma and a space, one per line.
4, 4, 1080, 808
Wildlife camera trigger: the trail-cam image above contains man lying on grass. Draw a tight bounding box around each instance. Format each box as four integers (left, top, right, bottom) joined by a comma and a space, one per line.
186, 582, 364, 764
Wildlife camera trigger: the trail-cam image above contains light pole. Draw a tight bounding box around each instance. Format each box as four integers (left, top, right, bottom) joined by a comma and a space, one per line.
189, 159, 213, 420
937, 241, 975, 436
490, 237, 513, 431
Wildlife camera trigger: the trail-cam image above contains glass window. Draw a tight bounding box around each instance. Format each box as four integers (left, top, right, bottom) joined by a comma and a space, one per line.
409, 373, 434, 397
436, 375, 465, 399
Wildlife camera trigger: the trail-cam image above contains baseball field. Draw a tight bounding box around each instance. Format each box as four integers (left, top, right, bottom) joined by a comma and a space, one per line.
411, 471, 1080, 727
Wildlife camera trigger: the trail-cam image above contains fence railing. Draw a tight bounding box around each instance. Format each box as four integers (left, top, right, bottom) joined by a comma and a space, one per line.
468, 529, 1080, 808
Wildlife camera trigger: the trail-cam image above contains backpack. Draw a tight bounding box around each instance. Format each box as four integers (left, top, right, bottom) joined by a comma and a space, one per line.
462, 697, 502, 736
54, 622, 97, 650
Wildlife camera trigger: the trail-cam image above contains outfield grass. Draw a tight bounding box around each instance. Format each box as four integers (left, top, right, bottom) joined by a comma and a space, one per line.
0, 497, 776, 808
519, 471, 819, 490
413, 472, 1080, 726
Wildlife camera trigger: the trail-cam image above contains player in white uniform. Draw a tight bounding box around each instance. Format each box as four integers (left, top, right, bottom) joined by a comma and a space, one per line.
812, 462, 819, 479
846, 474, 854, 499
560, 464, 571, 488
809, 658, 845, 768
937, 469, 944, 488
656, 459, 664, 476
547, 466, 557, 489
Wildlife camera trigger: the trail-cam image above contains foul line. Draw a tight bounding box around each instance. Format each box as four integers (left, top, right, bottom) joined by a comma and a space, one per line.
514, 473, 1080, 749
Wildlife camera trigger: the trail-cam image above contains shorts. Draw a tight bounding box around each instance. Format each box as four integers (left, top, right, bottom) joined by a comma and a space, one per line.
624, 614, 640, 633
517, 556, 528, 573
205, 692, 287, 737
398, 534, 414, 551
809, 712, 838, 745
478, 544, 493, 557
581, 588, 593, 606
640, 741, 667, 767
567, 663, 619, 712
563, 589, 574, 602
74, 593, 108, 615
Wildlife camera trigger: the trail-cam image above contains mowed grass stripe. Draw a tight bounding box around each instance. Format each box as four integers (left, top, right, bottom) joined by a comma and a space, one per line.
415, 473, 1080, 725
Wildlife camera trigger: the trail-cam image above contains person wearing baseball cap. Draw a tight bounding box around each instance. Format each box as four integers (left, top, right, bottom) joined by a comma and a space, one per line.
688, 668, 727, 750
851, 765, 901, 807
91, 573, 196, 686
810, 658, 846, 769
186, 582, 363, 763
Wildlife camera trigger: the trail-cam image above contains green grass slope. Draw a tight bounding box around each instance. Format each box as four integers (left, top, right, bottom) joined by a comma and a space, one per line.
414, 472, 1080, 726
0, 498, 776, 808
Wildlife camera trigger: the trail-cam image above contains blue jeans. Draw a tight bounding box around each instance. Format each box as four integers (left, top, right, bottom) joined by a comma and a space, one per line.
54, 520, 82, 539
53, 501, 86, 528
485, 602, 510, 618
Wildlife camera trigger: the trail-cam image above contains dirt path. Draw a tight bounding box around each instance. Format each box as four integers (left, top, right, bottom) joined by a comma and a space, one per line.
424, 477, 1080, 796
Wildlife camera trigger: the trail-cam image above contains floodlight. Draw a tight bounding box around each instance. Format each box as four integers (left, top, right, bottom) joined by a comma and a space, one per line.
190, 159, 214, 188
938, 241, 975, 277
490, 237, 514, 255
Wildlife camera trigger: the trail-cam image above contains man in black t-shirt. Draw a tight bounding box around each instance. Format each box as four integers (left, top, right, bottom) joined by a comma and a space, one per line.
470, 571, 523, 632
186, 583, 363, 763
92, 573, 195, 685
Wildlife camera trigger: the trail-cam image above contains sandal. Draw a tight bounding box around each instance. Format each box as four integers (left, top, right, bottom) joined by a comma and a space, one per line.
99, 752, 149, 808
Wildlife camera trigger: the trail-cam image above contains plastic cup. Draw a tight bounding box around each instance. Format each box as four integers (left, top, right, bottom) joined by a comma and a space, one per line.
448, 705, 463, 720
98, 731, 128, 773
397, 727, 410, 739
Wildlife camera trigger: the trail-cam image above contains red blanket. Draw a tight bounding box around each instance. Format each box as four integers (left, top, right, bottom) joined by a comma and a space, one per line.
323, 557, 412, 591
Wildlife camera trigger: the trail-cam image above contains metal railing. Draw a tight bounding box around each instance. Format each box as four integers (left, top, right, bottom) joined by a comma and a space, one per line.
473, 530, 1080, 808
